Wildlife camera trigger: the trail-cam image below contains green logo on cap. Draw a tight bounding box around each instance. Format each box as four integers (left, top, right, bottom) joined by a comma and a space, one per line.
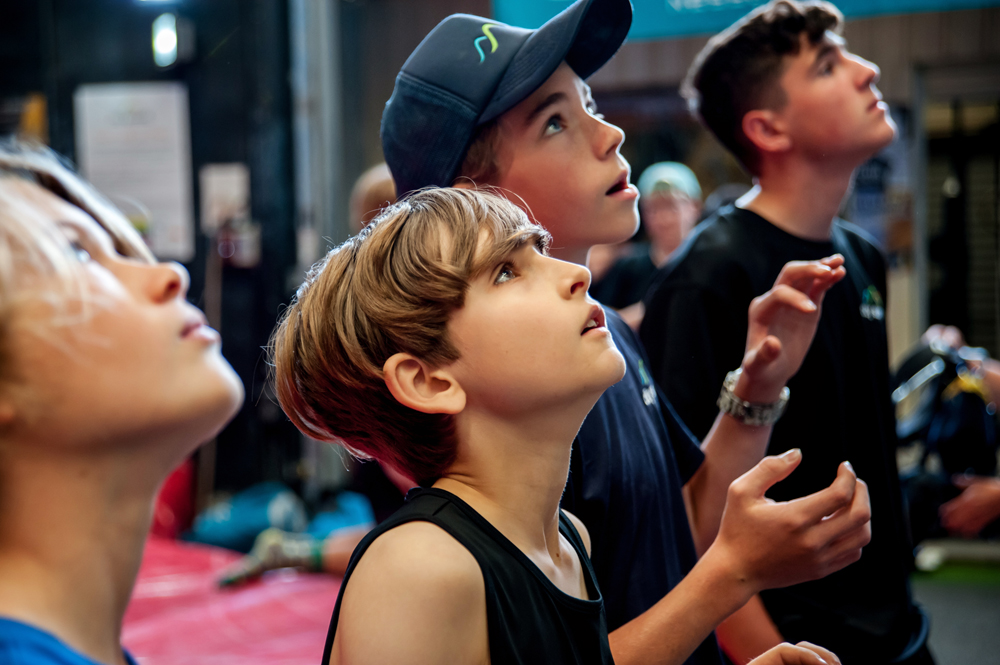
474, 24, 498, 63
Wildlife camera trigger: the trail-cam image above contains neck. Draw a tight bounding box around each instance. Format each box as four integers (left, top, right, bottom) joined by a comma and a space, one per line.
741, 153, 857, 241
550, 245, 591, 267
0, 444, 169, 665
435, 396, 594, 562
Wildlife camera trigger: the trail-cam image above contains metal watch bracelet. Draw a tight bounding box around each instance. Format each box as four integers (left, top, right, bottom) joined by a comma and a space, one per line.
717, 368, 790, 426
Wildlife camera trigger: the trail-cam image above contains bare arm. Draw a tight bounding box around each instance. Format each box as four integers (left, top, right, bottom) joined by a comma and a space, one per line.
685, 256, 846, 554
716, 595, 784, 664
981, 357, 1000, 404
610, 451, 869, 665
330, 522, 488, 665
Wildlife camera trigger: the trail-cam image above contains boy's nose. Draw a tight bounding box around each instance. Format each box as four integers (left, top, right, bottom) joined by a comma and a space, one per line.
851, 53, 880, 88
566, 261, 591, 297
595, 117, 625, 159
148, 261, 190, 303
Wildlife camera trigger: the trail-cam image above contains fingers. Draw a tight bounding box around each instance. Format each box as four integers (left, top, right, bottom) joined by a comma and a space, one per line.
751, 642, 837, 665
783, 471, 870, 576
751, 284, 819, 327
819, 255, 845, 269
786, 462, 860, 525
796, 641, 841, 665
805, 265, 846, 305
773, 257, 846, 305
951, 473, 976, 490
732, 449, 803, 500
816, 493, 872, 571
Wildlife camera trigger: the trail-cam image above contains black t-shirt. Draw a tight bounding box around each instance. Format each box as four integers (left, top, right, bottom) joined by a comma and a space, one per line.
640, 207, 923, 663
562, 310, 723, 665
590, 244, 659, 309
322, 488, 614, 665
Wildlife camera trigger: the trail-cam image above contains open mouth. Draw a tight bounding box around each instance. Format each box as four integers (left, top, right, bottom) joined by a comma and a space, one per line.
181, 313, 209, 337
581, 304, 607, 335
606, 173, 629, 195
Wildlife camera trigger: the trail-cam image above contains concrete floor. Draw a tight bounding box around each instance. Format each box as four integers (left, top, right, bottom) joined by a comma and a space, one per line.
911, 544, 1000, 665
913, 581, 1000, 664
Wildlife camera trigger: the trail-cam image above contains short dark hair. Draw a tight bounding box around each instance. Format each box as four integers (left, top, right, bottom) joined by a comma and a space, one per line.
683, 0, 843, 175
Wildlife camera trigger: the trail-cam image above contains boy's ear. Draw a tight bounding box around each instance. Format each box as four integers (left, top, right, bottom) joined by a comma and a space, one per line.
383, 353, 466, 415
742, 109, 792, 156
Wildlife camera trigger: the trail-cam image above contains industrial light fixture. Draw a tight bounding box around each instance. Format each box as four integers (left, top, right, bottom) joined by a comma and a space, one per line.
152, 13, 178, 67
151, 12, 195, 68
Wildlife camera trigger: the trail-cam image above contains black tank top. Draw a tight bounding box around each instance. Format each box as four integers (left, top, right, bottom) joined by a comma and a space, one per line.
321, 487, 615, 665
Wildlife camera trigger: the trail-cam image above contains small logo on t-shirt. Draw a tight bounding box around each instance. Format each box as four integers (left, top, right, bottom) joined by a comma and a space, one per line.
860, 285, 885, 321
638, 360, 657, 406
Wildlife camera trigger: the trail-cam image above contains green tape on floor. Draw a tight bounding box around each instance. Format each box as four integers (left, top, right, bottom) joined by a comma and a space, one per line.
913, 562, 1000, 586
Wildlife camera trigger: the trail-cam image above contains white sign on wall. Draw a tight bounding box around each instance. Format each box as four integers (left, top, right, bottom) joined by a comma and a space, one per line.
74, 81, 195, 261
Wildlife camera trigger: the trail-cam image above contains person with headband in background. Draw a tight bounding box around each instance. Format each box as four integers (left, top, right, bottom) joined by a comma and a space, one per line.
591, 161, 703, 329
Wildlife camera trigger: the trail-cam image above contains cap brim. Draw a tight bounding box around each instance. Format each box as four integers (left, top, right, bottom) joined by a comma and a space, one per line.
480, 0, 632, 124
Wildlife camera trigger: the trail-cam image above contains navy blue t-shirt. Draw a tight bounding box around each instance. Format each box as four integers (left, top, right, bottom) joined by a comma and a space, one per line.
0, 617, 139, 665
561, 309, 722, 665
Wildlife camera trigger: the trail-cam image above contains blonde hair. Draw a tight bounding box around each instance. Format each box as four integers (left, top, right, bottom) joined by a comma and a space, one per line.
271, 188, 549, 486
0, 142, 154, 385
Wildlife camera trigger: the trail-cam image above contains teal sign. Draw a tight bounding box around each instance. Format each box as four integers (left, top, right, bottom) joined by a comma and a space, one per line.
493, 0, 1000, 40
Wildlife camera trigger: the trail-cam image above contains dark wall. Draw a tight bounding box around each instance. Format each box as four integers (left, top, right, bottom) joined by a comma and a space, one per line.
339, 0, 491, 177
2, 0, 300, 492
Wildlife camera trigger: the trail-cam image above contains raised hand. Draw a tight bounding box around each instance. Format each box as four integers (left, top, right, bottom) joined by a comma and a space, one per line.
940, 475, 1000, 537
737, 256, 846, 403
750, 641, 841, 665
709, 449, 872, 592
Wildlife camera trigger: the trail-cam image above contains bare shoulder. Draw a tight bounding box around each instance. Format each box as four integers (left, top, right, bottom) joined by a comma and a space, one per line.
562, 510, 591, 556
330, 521, 488, 665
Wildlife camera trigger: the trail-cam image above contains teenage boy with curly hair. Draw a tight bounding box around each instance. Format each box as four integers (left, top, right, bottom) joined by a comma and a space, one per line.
641, 1, 931, 663
364, 0, 874, 663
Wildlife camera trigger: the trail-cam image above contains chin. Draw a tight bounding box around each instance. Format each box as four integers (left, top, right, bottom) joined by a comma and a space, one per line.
217, 367, 247, 422
599, 207, 641, 246
601, 349, 628, 389
182, 365, 245, 441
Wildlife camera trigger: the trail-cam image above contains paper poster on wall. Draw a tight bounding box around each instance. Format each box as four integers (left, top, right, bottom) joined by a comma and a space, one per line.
74, 81, 195, 261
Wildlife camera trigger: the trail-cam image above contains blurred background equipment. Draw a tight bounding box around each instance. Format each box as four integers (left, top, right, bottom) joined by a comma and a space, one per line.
894, 333, 999, 544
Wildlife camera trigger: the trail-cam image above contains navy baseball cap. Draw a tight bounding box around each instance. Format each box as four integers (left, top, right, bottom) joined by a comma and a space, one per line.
381, 0, 633, 196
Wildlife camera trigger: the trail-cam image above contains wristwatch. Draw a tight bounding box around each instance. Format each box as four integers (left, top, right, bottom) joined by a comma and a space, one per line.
717, 368, 790, 426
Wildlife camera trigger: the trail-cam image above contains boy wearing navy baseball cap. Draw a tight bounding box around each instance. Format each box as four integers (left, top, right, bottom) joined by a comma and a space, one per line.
317, 1, 875, 663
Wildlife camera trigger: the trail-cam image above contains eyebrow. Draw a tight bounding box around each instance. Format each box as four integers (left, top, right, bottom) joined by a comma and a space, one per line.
524, 92, 567, 127
56, 218, 115, 254
810, 41, 839, 72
